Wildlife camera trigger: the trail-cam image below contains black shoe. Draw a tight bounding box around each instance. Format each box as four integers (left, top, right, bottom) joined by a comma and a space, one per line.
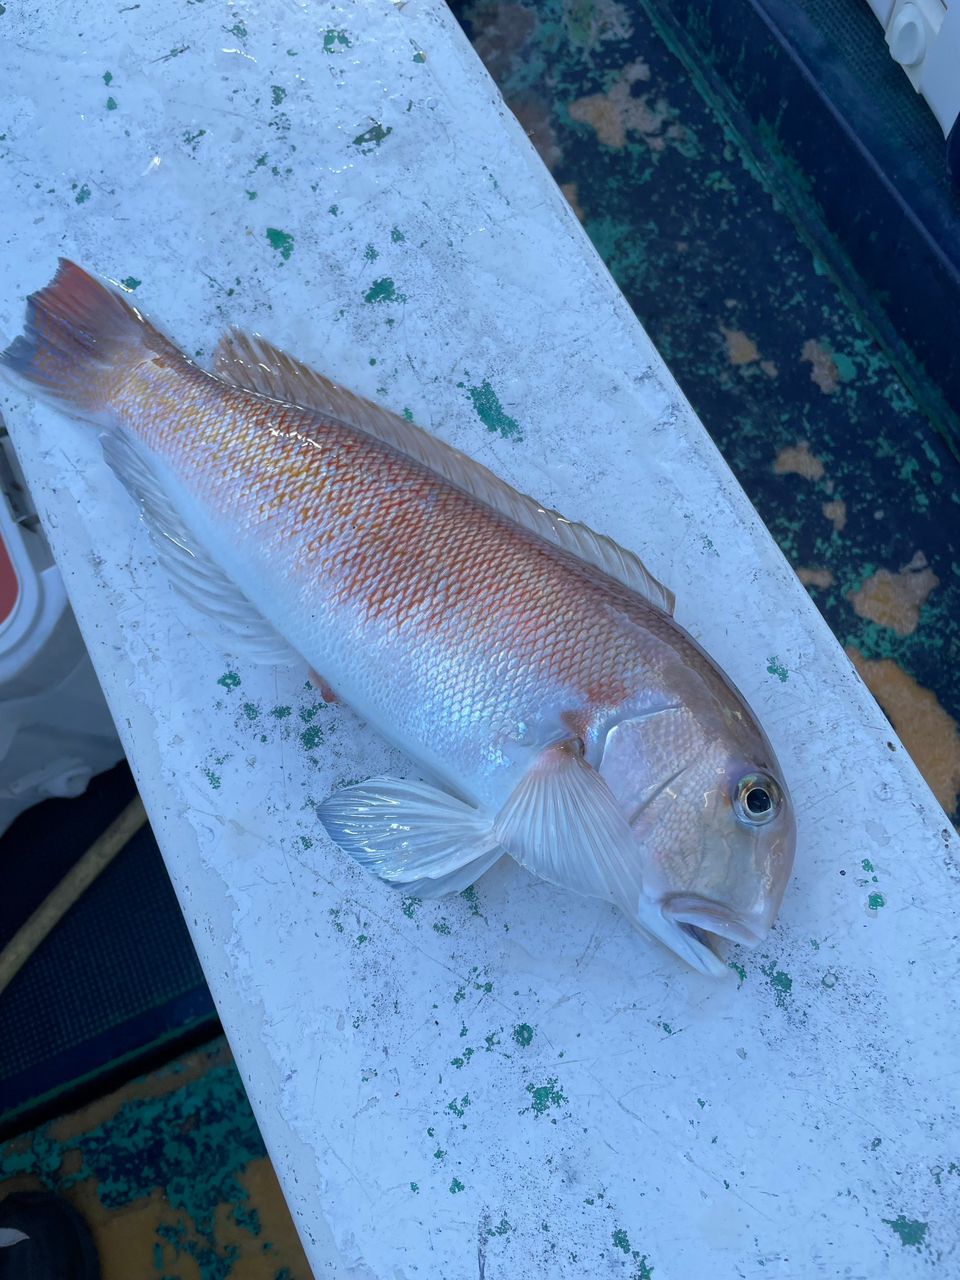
0, 1192, 100, 1279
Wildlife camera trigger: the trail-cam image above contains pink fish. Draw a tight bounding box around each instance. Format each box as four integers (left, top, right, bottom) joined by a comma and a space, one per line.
3, 261, 795, 974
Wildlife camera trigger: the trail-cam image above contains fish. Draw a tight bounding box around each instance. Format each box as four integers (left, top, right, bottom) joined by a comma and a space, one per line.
2, 260, 796, 976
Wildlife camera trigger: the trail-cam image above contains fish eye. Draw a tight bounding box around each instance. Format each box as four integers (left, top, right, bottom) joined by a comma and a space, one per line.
733, 772, 782, 826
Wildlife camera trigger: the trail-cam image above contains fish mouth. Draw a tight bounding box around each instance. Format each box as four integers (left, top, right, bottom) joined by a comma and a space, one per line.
664, 895, 768, 948
638, 904, 731, 978
636, 895, 769, 978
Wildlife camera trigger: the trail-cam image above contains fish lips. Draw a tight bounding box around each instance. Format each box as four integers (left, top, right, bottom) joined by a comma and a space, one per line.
662, 894, 770, 949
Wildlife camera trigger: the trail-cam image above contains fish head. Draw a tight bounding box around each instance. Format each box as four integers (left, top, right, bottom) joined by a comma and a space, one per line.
598, 685, 795, 974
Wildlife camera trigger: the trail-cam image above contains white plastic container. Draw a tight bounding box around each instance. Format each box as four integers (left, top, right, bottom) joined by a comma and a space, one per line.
0, 418, 122, 836
875, 0, 960, 139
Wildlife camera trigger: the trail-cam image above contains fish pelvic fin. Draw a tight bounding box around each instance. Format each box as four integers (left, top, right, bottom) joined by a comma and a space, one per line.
317, 776, 504, 897
1, 260, 184, 418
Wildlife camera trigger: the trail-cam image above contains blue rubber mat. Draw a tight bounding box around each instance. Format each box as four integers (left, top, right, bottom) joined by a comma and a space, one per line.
0, 764, 218, 1138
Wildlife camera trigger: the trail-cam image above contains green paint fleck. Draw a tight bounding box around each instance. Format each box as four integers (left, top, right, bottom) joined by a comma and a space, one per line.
460, 885, 482, 915
433, 920, 451, 936
271, 705, 291, 719
391, 225, 406, 242
512, 1023, 534, 1048
364, 277, 406, 304
447, 1094, 471, 1118
401, 896, 420, 918
217, 671, 241, 690
466, 380, 521, 440
402, 407, 414, 422
449, 1177, 465, 1194
353, 122, 393, 150
453, 986, 466, 1003
612, 1228, 631, 1254
524, 1077, 567, 1117
119, 276, 141, 291
266, 227, 295, 261
356, 934, 368, 945
323, 28, 352, 52
760, 961, 793, 1008
245, 189, 258, 200
300, 725, 323, 750
364, 243, 379, 262
766, 656, 789, 682
242, 702, 259, 720
697, 1098, 706, 1109
410, 1182, 419, 1192
182, 129, 206, 151
861, 858, 875, 873
227, 21, 247, 39
729, 961, 746, 987
271, 85, 286, 106
202, 768, 221, 790
658, 1021, 674, 1035
74, 183, 91, 204
883, 1215, 927, 1249
103, 71, 113, 85
413, 50, 426, 63
868, 891, 886, 910
298, 835, 313, 851
433, 1147, 446, 1160
106, 96, 118, 111
329, 909, 344, 934
810, 938, 821, 951
329, 203, 340, 216
450, 1048, 475, 1069
634, 1258, 654, 1280
255, 153, 268, 168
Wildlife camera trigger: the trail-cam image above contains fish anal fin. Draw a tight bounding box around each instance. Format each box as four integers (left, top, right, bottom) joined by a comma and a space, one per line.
101, 429, 296, 666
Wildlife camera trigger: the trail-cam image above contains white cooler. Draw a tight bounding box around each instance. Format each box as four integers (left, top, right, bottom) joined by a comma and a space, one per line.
0, 419, 122, 836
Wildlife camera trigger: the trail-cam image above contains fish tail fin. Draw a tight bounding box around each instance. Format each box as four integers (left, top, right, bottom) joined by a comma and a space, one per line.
1, 259, 182, 418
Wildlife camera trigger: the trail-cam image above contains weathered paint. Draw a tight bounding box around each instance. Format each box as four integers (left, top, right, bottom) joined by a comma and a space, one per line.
0, 1040, 311, 1279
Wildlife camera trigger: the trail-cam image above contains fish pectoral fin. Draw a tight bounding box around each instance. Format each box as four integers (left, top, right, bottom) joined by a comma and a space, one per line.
213, 331, 674, 617
101, 429, 297, 665
495, 740, 732, 977
494, 739, 645, 912
316, 776, 504, 897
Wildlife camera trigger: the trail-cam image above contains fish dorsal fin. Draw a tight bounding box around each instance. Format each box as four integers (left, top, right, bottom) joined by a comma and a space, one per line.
213, 330, 676, 616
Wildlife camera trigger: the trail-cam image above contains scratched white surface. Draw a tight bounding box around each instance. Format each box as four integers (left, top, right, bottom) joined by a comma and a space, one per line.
2, 1, 959, 1276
